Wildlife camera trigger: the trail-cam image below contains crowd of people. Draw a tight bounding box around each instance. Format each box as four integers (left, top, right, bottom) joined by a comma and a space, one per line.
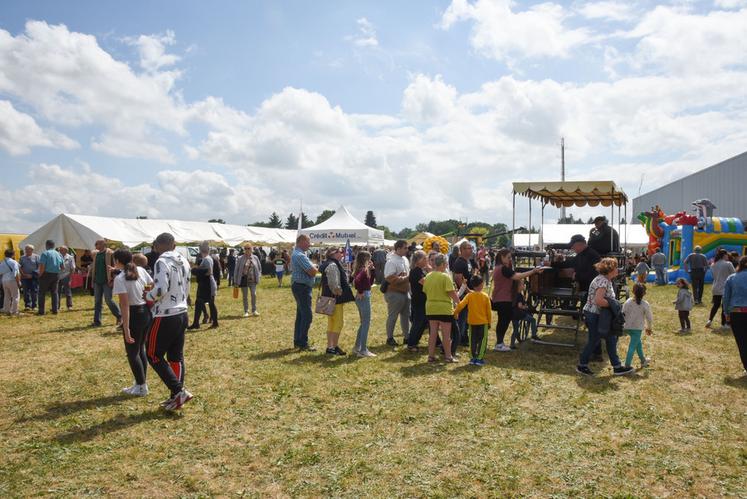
1, 226, 746, 412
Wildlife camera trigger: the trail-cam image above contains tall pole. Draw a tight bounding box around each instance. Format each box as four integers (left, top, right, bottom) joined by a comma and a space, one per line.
560, 137, 566, 221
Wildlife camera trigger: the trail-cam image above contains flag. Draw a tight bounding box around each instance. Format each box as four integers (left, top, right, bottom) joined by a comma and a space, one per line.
345, 239, 353, 264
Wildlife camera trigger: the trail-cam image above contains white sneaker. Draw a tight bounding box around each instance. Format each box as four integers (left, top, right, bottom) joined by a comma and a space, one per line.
720, 325, 732, 332
494, 343, 511, 352
243, 312, 250, 318
135, 384, 149, 396
641, 358, 650, 368
164, 389, 193, 411
356, 350, 377, 358
121, 384, 138, 395
705, 320, 712, 329
252, 311, 260, 317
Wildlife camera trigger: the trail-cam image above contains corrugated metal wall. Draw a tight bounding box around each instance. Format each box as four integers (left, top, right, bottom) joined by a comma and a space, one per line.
633, 151, 747, 218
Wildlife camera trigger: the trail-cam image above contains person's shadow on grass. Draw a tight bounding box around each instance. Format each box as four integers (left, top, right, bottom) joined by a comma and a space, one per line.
285, 354, 357, 368
17, 394, 132, 422
53, 409, 177, 444
723, 374, 747, 389
400, 362, 445, 377
247, 348, 297, 361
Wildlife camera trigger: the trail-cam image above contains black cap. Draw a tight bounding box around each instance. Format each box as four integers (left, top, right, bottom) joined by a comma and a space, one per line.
593, 216, 607, 224
569, 234, 586, 245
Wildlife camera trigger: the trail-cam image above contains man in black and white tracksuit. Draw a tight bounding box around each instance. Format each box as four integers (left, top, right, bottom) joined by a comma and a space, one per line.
146, 233, 193, 411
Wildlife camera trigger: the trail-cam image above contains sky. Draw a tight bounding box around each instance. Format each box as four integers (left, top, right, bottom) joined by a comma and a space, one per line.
1, 0, 746, 233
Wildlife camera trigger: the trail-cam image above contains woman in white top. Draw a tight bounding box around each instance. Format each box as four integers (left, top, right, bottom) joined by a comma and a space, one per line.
112, 248, 154, 397
622, 283, 654, 369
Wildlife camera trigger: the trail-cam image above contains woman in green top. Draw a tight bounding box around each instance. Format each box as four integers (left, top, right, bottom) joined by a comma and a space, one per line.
423, 253, 460, 363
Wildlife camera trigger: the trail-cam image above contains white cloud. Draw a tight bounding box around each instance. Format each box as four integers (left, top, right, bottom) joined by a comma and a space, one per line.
623, 6, 747, 74
0, 100, 78, 155
348, 17, 378, 47
440, 0, 591, 60
576, 1, 637, 21
713, 0, 747, 8
125, 30, 180, 72
0, 21, 187, 163
401, 74, 458, 125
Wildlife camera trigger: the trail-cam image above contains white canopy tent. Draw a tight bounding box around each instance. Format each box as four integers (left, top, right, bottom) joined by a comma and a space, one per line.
20, 214, 297, 250
299, 206, 384, 246
512, 224, 648, 249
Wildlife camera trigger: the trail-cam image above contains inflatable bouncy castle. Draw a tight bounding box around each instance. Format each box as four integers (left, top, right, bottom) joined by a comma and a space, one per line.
638, 200, 747, 283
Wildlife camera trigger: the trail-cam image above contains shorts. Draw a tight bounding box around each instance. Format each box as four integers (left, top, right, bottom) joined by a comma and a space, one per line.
426, 314, 454, 323
276, 270, 284, 278
327, 304, 344, 333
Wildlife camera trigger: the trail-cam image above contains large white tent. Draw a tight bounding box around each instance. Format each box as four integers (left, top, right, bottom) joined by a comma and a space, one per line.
20, 214, 297, 250
512, 223, 649, 249
299, 206, 384, 246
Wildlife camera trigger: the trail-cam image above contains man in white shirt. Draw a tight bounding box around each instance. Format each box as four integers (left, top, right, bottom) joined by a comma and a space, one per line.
383, 240, 411, 346
145, 233, 193, 411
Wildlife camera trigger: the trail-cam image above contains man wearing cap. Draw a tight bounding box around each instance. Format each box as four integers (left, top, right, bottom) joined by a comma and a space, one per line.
588, 216, 620, 256
552, 235, 601, 294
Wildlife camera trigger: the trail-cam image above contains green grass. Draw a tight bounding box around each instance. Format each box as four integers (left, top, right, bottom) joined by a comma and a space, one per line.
0, 279, 745, 497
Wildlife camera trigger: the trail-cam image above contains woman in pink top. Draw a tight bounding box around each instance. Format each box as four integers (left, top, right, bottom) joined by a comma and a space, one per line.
352, 251, 376, 357
491, 248, 542, 352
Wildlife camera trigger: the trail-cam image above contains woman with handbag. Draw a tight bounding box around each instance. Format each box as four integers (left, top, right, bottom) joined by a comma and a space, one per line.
319, 247, 355, 356
234, 244, 262, 317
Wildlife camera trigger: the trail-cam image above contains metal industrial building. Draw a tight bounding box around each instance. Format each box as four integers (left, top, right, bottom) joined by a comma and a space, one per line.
633, 151, 747, 218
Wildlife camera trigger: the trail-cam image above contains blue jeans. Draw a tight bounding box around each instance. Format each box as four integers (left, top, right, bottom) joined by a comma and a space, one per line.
292, 282, 313, 347
21, 277, 38, 308
579, 312, 621, 368
93, 281, 121, 325
654, 265, 666, 285
354, 291, 371, 352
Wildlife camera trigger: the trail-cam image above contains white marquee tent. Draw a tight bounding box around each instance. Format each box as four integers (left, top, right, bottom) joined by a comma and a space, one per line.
20, 214, 297, 250
512, 223, 649, 249
299, 206, 384, 246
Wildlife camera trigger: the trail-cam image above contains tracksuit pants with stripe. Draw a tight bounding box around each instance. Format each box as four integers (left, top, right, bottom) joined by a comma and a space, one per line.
470, 324, 489, 361
147, 312, 188, 396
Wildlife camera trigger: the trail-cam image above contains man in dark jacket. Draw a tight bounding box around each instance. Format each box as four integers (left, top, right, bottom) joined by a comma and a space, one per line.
588, 216, 620, 256
552, 234, 601, 293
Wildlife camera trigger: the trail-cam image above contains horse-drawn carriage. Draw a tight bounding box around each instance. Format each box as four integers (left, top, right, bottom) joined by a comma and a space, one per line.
510, 181, 629, 347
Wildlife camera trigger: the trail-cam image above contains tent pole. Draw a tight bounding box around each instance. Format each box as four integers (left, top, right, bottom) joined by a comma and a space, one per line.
512, 192, 516, 247
528, 196, 532, 248
610, 188, 614, 252
540, 203, 545, 251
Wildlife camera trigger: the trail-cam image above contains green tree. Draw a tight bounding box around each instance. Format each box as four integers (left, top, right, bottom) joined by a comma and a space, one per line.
285, 213, 299, 230
208, 218, 226, 224
396, 227, 416, 240
136, 216, 148, 220
377, 225, 397, 240
315, 209, 336, 225
364, 210, 377, 228
268, 212, 283, 228
301, 212, 313, 228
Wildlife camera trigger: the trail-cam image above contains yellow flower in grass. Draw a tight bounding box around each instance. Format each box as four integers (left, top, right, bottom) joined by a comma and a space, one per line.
423, 235, 449, 255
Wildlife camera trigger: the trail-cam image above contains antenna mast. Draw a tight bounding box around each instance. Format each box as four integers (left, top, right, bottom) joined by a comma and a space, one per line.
560, 137, 566, 221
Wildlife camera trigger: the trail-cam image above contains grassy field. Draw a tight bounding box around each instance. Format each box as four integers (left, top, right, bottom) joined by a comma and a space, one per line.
0, 277, 745, 497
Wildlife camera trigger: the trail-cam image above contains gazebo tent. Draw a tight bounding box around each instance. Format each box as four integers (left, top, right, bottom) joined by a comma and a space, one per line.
20, 214, 297, 250
512, 181, 629, 251
407, 232, 435, 245
299, 206, 384, 246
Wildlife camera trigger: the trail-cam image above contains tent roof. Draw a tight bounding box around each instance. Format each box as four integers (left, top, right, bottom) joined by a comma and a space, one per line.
299, 206, 384, 245
20, 214, 297, 250
512, 181, 628, 207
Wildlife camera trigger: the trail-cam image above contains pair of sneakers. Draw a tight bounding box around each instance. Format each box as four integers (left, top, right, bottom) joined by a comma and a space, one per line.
576, 365, 635, 376
161, 389, 193, 411
493, 343, 511, 352
122, 384, 149, 396
325, 346, 347, 356
352, 348, 376, 358
469, 358, 485, 366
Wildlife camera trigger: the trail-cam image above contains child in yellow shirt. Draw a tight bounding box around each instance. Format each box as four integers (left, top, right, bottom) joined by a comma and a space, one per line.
454, 275, 492, 365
